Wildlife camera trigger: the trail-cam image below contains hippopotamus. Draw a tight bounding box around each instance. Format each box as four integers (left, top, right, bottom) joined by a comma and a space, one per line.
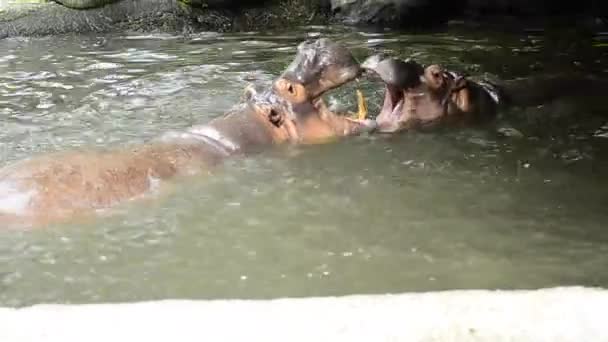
361, 54, 608, 133
0, 38, 374, 229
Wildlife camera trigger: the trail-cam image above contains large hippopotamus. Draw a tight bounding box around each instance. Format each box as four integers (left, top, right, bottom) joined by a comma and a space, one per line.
361, 54, 608, 133
0, 38, 374, 229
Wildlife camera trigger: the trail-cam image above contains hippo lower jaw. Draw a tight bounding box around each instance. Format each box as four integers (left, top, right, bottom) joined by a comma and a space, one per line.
275, 91, 377, 145
375, 84, 405, 133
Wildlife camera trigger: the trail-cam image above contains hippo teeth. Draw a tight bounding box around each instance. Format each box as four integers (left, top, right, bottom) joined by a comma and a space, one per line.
355, 89, 368, 120
313, 97, 326, 110
392, 98, 404, 118
378, 84, 404, 119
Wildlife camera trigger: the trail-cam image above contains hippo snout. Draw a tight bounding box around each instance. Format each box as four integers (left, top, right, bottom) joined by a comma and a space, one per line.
278, 38, 362, 100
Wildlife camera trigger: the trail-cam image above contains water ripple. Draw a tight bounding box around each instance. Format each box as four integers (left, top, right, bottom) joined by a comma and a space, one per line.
0, 28, 607, 306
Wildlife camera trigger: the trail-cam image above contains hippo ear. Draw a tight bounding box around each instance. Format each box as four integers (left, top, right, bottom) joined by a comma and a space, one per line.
242, 84, 257, 101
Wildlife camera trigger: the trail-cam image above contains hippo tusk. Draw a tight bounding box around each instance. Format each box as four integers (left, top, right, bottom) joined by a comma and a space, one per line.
356, 89, 368, 120
349, 89, 368, 120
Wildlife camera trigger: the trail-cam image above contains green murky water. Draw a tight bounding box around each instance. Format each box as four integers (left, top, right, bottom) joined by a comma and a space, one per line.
1, 26, 607, 307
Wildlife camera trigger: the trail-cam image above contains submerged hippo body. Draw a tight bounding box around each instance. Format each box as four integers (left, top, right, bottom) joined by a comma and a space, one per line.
0, 38, 373, 228
362, 55, 608, 133
0, 101, 282, 227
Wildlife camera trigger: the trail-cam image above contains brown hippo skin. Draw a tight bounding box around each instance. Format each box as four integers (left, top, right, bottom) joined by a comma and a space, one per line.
0, 38, 374, 229
362, 54, 608, 133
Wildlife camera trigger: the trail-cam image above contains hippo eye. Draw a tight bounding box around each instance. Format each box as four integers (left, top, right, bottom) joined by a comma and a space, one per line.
288, 85, 295, 94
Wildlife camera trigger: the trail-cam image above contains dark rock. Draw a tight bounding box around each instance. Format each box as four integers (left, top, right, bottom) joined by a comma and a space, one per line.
330, 0, 459, 28
0, 0, 331, 38
464, 0, 605, 16
55, 0, 121, 10
0, 0, 204, 38
330, 0, 608, 29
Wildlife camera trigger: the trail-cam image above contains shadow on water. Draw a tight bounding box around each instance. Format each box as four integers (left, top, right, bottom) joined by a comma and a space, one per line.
0, 25, 607, 306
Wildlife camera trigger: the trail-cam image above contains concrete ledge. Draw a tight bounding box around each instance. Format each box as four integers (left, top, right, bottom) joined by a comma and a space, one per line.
1, 286, 607, 341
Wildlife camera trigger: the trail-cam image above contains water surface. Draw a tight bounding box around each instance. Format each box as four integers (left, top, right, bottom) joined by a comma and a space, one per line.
1, 26, 607, 307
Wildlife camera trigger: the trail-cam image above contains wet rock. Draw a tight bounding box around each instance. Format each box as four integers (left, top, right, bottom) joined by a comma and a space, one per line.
464, 0, 605, 16
497, 127, 524, 139
0, 0, 200, 38
55, 0, 120, 10
0, 0, 330, 38
4, 0, 604, 36
330, 0, 458, 27
330, 0, 608, 28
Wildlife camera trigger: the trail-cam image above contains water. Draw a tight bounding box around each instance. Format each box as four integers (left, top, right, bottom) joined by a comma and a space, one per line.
1, 26, 608, 307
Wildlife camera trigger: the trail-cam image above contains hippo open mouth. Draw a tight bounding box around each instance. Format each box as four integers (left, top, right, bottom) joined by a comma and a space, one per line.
361, 54, 426, 133
377, 83, 405, 128
272, 38, 376, 141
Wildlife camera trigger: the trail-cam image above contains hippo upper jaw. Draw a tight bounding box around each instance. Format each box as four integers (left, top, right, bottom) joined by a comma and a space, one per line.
279, 38, 363, 100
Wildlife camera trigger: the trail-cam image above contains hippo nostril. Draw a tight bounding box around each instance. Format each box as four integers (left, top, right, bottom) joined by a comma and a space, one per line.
432, 71, 441, 79
288, 85, 294, 94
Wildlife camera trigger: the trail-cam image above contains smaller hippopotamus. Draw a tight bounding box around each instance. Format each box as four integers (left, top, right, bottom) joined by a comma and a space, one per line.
0, 38, 373, 229
361, 54, 501, 132
362, 54, 608, 133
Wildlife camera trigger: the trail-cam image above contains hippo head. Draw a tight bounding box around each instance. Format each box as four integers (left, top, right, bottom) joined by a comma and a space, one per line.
278, 38, 362, 100
362, 55, 460, 133
267, 38, 376, 144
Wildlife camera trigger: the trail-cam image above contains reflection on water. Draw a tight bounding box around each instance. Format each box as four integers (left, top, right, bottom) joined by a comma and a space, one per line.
0, 26, 607, 306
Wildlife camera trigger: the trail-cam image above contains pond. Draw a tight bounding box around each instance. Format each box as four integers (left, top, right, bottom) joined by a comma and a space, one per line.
1, 26, 607, 307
